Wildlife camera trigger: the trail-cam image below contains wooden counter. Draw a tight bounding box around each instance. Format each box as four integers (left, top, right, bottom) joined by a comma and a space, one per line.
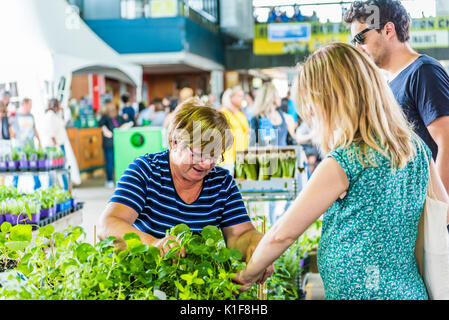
67, 127, 105, 173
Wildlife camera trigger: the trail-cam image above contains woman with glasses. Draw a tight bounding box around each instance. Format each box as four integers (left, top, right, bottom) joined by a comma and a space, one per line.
97, 98, 274, 278
234, 42, 449, 300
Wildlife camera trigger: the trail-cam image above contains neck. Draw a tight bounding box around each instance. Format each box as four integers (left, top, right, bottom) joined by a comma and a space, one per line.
226, 104, 240, 114
382, 42, 420, 77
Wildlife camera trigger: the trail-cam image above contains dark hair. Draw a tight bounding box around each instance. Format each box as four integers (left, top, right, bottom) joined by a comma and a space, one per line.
138, 102, 146, 112
121, 93, 130, 104
47, 98, 59, 110
343, 0, 410, 43
151, 98, 164, 112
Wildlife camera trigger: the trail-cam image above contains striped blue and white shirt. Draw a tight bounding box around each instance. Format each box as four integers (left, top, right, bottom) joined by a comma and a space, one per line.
110, 150, 251, 238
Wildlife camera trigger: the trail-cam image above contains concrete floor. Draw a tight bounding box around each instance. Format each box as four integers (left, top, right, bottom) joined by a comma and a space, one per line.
72, 175, 114, 245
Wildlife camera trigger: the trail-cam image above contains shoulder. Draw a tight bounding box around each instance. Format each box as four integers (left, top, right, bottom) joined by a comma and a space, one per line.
128, 150, 169, 178
327, 144, 364, 182
411, 55, 449, 82
205, 165, 234, 187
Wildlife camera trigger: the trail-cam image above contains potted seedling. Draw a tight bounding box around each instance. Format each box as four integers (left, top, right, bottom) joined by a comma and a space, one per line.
234, 153, 246, 180
258, 153, 271, 181
35, 189, 56, 219
280, 151, 297, 178
16, 198, 40, 225
243, 153, 258, 180
8, 150, 20, 172
36, 147, 46, 171
28, 152, 38, 172
0, 155, 7, 172
0, 222, 33, 273
19, 152, 29, 172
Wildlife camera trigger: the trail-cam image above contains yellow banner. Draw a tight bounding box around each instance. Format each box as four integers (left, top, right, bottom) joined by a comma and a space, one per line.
254, 16, 449, 55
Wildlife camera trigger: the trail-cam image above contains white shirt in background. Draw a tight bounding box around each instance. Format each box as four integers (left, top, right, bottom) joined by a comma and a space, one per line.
40, 110, 67, 148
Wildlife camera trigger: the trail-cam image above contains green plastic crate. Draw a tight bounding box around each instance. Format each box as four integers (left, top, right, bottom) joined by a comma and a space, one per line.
113, 127, 168, 183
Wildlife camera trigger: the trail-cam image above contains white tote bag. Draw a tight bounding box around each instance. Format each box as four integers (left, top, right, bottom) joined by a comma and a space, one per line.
415, 142, 449, 300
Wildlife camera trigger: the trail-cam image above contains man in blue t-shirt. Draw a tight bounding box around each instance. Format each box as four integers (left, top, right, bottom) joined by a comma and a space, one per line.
344, 0, 449, 195
120, 93, 136, 126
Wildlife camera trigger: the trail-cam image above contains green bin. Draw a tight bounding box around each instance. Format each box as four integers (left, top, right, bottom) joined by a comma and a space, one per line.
113, 127, 168, 183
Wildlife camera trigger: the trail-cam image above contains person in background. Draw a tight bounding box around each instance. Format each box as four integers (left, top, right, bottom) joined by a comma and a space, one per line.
162, 94, 172, 113
10, 98, 41, 190
293, 6, 305, 22
267, 7, 278, 23
344, 0, 449, 196
0, 90, 13, 118
296, 118, 320, 176
137, 102, 146, 120
137, 101, 154, 126
0, 102, 10, 140
148, 98, 166, 127
234, 42, 449, 300
309, 11, 319, 22
242, 91, 254, 121
40, 98, 69, 190
248, 83, 298, 225
219, 86, 249, 174
208, 93, 220, 109
99, 100, 133, 188
248, 83, 297, 147
10, 98, 41, 148
163, 87, 194, 128
120, 93, 136, 127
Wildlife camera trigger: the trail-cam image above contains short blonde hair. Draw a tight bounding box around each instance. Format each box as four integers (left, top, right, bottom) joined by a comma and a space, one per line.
167, 97, 233, 155
292, 42, 416, 169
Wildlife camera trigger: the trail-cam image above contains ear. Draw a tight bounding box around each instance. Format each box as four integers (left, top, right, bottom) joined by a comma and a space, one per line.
383, 22, 396, 40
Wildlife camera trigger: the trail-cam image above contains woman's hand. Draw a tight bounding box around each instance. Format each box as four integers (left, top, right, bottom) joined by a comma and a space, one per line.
233, 264, 274, 292
154, 235, 186, 260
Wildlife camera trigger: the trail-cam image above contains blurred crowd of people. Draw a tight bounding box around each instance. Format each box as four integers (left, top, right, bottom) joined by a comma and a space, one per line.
101, 82, 321, 186
1, 80, 322, 189
256, 6, 320, 24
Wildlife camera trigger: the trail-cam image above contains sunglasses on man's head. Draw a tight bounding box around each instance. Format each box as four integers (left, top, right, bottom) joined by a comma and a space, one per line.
351, 26, 375, 45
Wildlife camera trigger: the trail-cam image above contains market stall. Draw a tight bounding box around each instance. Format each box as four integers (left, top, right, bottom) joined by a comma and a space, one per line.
0, 0, 143, 185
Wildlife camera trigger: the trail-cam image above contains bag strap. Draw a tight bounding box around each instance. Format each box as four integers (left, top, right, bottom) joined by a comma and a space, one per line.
416, 136, 435, 199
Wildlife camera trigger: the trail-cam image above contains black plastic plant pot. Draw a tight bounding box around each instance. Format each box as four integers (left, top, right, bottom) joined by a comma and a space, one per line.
0, 259, 18, 273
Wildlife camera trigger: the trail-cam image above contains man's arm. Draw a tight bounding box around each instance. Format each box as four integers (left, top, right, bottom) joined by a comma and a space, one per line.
427, 115, 449, 196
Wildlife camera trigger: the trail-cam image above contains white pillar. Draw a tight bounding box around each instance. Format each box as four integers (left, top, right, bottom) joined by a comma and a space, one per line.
436, 0, 449, 15
210, 70, 224, 97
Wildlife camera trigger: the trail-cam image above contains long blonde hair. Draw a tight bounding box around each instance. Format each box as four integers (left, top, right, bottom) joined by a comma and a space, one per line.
251, 83, 279, 117
292, 42, 416, 169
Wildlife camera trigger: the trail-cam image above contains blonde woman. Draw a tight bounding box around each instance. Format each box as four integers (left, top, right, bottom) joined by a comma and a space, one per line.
248, 83, 297, 147
234, 43, 449, 300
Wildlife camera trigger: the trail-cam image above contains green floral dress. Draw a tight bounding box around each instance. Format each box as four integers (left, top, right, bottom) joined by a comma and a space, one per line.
317, 139, 431, 300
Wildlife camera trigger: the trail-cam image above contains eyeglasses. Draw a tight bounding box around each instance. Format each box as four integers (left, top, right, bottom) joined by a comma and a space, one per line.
351, 26, 375, 45
186, 146, 224, 164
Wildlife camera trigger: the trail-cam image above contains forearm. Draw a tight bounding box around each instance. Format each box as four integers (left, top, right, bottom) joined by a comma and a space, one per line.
98, 216, 159, 251
243, 223, 296, 281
